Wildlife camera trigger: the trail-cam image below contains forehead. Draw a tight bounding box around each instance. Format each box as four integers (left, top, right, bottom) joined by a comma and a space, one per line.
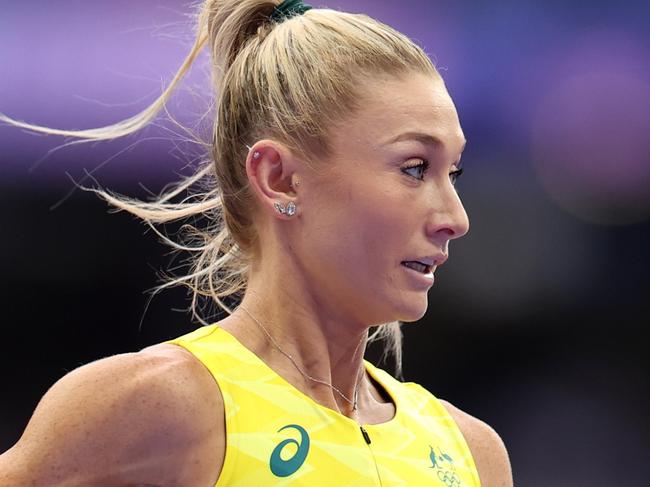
330, 73, 465, 154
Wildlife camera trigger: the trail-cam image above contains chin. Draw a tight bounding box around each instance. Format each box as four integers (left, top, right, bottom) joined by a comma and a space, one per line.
393, 295, 429, 323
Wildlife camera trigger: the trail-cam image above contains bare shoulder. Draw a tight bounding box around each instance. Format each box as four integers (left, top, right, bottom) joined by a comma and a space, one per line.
439, 399, 513, 487
0, 343, 224, 487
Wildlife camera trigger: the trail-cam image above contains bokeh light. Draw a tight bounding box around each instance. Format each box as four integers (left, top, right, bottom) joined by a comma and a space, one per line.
530, 29, 650, 225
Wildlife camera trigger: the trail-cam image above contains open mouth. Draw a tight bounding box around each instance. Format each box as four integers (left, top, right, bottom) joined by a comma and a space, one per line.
401, 261, 433, 274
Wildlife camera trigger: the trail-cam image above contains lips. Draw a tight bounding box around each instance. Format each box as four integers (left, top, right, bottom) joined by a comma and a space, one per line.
401, 253, 447, 274
401, 260, 435, 286
401, 261, 432, 273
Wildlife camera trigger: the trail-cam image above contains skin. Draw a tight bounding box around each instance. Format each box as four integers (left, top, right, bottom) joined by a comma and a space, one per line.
0, 72, 513, 486
225, 70, 470, 422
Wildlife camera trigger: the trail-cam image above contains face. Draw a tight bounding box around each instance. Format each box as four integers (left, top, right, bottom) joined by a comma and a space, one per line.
296, 72, 469, 325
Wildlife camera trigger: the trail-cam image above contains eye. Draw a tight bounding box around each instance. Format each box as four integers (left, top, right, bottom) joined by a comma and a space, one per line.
401, 159, 465, 185
401, 159, 430, 181
450, 167, 464, 186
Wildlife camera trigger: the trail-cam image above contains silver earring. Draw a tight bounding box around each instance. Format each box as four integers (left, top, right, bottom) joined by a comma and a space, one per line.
253, 151, 260, 159
275, 201, 296, 217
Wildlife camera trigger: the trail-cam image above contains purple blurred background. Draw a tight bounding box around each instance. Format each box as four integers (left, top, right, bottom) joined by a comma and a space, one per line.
1, 1, 649, 485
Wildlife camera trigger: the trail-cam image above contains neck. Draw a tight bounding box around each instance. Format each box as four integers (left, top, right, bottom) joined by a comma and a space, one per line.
221, 273, 371, 417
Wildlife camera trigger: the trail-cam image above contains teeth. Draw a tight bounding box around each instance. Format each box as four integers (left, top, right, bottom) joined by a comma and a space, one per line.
403, 261, 428, 273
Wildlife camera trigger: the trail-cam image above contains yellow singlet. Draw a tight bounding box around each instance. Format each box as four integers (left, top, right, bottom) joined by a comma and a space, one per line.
165, 325, 481, 487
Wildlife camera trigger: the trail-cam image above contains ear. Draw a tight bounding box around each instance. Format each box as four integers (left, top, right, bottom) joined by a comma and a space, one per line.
245, 140, 300, 219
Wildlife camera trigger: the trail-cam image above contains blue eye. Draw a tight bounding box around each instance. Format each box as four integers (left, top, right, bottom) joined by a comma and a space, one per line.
402, 160, 464, 185
449, 167, 464, 185
402, 160, 430, 181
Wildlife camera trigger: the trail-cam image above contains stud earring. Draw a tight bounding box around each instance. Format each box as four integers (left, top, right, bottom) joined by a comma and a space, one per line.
253, 151, 260, 159
274, 201, 297, 217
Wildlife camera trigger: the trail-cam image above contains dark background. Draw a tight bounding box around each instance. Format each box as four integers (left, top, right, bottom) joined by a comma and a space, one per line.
1, 1, 649, 485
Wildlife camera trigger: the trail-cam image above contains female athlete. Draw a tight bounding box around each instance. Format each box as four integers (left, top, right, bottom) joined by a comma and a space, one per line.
0, 1, 513, 485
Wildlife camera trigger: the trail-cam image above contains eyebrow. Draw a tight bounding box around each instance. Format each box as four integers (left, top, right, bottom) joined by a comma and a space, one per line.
384, 131, 467, 153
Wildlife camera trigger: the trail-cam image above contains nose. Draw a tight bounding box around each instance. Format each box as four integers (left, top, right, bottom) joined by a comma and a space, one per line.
425, 185, 470, 242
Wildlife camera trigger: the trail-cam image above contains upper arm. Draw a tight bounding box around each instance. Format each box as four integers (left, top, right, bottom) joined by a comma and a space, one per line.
0, 346, 224, 487
440, 399, 513, 487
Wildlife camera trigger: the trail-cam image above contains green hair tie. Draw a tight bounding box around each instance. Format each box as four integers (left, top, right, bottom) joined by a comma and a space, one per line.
270, 0, 313, 23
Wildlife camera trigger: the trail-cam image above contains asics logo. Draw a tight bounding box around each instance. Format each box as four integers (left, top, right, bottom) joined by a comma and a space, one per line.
269, 424, 310, 477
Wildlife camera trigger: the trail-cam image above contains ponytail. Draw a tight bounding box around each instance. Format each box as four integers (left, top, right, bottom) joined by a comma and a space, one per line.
1, 0, 442, 379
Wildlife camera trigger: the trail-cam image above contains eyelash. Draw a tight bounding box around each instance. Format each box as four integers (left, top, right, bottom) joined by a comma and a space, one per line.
401, 160, 464, 185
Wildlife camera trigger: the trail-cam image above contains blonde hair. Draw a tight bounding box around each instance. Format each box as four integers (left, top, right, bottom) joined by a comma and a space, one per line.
1, 0, 440, 378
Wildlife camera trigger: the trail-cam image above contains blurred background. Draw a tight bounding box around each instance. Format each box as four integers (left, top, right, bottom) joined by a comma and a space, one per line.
1, 0, 648, 485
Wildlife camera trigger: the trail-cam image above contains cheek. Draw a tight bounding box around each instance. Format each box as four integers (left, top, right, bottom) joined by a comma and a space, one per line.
359, 181, 412, 228
303, 175, 413, 271
354, 197, 413, 266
